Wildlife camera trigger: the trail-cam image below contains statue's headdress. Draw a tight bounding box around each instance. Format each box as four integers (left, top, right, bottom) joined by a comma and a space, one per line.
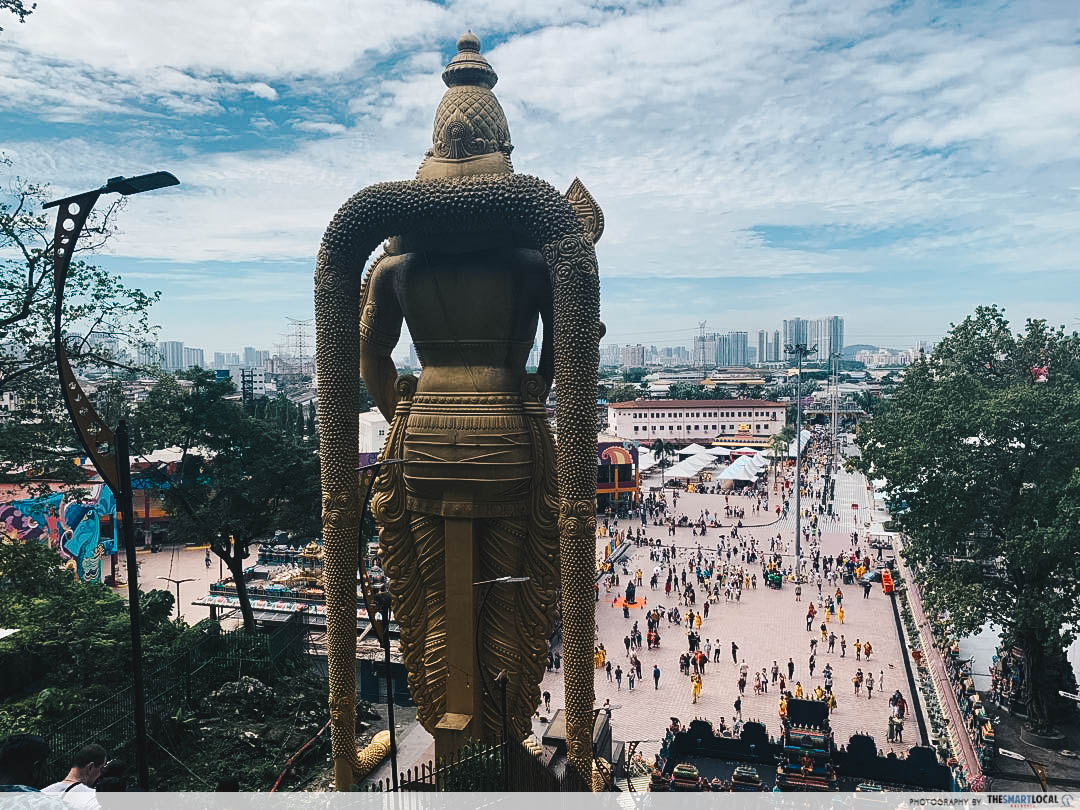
420, 32, 513, 176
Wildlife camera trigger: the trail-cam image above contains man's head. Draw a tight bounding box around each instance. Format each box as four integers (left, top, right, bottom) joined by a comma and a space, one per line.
0, 734, 50, 788
70, 744, 107, 785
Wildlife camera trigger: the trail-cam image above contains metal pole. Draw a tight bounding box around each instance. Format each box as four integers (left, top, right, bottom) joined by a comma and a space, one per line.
116, 420, 150, 791
793, 350, 804, 568
377, 593, 398, 791
496, 670, 509, 790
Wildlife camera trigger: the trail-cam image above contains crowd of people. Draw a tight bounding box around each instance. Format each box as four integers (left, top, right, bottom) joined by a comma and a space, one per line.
548, 429, 913, 756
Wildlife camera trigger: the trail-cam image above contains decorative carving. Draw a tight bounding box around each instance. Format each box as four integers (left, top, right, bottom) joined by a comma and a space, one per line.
317, 33, 598, 790
565, 178, 605, 245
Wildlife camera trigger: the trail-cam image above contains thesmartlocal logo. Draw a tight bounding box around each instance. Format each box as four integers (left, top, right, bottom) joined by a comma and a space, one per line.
987, 796, 1074, 807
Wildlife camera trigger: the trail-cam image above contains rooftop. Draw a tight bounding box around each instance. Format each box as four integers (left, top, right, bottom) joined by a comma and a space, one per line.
608, 399, 785, 409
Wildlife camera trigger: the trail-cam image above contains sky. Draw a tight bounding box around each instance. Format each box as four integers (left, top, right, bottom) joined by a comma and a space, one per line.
2, 0, 1078, 358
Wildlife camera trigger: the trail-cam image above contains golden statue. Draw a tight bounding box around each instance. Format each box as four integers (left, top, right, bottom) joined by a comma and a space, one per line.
315, 33, 602, 789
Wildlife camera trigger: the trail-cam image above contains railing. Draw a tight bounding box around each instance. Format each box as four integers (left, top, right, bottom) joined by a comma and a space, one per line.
44, 612, 308, 776
363, 739, 589, 793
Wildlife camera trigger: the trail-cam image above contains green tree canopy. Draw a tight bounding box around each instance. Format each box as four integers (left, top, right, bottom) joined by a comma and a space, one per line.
132, 371, 321, 630
0, 158, 159, 488
855, 306, 1080, 732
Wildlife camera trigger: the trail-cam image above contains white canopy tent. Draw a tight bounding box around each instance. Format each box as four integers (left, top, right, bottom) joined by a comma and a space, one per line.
717, 456, 760, 482
663, 451, 717, 480
788, 429, 811, 458
677, 443, 710, 459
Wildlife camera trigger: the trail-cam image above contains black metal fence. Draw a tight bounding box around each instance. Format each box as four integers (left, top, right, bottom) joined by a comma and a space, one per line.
44, 612, 308, 774
364, 738, 589, 792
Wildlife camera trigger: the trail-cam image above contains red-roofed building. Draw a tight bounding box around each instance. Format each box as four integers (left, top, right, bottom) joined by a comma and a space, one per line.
607, 399, 786, 446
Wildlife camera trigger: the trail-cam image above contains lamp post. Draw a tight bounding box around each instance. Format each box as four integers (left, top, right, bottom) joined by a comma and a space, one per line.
157, 576, 195, 621
46, 171, 179, 791
373, 591, 398, 791
474, 575, 530, 790
784, 342, 815, 571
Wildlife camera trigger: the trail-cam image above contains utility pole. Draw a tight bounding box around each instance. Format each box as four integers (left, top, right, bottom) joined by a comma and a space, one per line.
831, 351, 841, 463
785, 342, 815, 571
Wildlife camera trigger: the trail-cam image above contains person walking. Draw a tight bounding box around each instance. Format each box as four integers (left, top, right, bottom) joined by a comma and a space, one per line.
606, 660, 613, 681
733, 695, 742, 720
853, 669, 862, 696
837, 605, 844, 624
615, 666, 623, 690
691, 674, 702, 704
794, 584, 801, 602
808, 654, 816, 679
624, 635, 632, 656
787, 658, 795, 680
653, 665, 661, 689
828, 632, 836, 653
863, 641, 872, 661
866, 671, 874, 699
543, 691, 551, 713
771, 661, 779, 684
855, 638, 861, 661
731, 641, 739, 664
840, 635, 847, 658
628, 669, 635, 691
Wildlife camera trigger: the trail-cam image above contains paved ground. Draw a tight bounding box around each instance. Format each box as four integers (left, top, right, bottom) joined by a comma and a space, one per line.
537, 448, 914, 764
112, 543, 230, 625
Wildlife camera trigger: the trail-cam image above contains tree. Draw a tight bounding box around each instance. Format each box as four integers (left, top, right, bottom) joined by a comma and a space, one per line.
855, 306, 1080, 734
0, 0, 35, 32
0, 540, 192, 730
622, 367, 648, 384
133, 371, 321, 630
768, 433, 788, 483
0, 158, 159, 486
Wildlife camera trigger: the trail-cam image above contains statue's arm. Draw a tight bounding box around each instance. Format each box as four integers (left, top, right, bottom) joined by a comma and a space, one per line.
358, 259, 403, 422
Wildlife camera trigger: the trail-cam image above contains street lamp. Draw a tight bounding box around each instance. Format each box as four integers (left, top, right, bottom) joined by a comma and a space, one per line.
784, 342, 816, 571
372, 591, 398, 792
474, 575, 530, 791
157, 576, 196, 620
47, 170, 179, 792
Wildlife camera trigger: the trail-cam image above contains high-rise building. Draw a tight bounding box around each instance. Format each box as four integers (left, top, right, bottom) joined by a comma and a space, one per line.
621, 344, 645, 369
757, 330, 769, 365
243, 346, 258, 367
826, 315, 845, 359
183, 347, 205, 369
782, 317, 844, 361
158, 340, 184, 372
771, 330, 781, 363
212, 352, 226, 369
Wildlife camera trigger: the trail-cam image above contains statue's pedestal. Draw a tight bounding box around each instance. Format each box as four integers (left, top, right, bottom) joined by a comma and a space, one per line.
435, 712, 476, 757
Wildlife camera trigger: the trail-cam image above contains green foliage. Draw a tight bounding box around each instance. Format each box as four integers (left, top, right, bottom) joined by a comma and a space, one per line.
603, 385, 641, 403
854, 305, 1080, 732
622, 367, 648, 383
666, 383, 733, 400
0, 0, 35, 32
0, 157, 159, 489
131, 370, 321, 629
0, 540, 204, 731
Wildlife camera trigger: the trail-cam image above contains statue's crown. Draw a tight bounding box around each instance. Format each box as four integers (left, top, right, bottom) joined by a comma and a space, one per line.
425, 32, 513, 168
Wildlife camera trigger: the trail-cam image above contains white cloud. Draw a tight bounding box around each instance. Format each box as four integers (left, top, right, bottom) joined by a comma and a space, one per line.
3, 0, 1078, 348
247, 82, 278, 101
293, 121, 349, 135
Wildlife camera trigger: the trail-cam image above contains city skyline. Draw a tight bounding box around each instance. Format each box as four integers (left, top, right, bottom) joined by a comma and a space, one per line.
3, 2, 1076, 351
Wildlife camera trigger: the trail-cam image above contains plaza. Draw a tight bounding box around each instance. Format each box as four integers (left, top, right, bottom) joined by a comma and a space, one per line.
537, 450, 914, 768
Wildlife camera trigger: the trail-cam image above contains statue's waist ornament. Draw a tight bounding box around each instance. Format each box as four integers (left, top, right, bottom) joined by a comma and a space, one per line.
400, 391, 538, 518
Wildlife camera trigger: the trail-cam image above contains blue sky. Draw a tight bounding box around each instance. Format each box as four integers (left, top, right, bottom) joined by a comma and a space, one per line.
2, 0, 1078, 358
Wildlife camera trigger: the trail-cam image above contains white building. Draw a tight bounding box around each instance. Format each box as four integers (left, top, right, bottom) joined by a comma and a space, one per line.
358, 408, 389, 453
621, 344, 645, 369
183, 347, 205, 368
158, 340, 184, 371
607, 398, 787, 444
